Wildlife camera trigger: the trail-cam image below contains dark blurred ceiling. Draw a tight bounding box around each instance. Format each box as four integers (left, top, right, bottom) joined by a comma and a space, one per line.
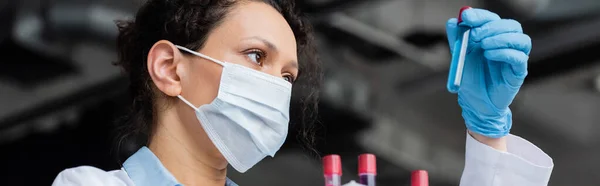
1, 0, 600, 185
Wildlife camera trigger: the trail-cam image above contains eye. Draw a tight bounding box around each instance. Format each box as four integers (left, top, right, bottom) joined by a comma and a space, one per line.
283, 74, 295, 83
245, 49, 265, 65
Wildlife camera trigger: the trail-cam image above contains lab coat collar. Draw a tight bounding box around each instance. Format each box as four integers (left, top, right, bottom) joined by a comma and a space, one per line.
123, 146, 238, 186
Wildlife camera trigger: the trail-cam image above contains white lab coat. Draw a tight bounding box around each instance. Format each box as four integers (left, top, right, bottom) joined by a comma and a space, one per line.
52, 133, 553, 186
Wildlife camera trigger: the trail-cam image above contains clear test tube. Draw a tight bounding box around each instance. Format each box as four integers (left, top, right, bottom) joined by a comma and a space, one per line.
323, 154, 342, 186
447, 6, 473, 93
358, 154, 376, 186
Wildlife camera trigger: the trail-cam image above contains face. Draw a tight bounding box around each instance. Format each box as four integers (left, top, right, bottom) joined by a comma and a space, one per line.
147, 1, 298, 162
181, 1, 299, 105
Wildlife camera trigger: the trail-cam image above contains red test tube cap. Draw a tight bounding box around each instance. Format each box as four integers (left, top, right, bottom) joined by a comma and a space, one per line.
358, 153, 376, 175
411, 170, 429, 186
457, 6, 472, 23
323, 154, 342, 175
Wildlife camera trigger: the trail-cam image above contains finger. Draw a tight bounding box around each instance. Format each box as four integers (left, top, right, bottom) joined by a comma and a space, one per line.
459, 8, 501, 28
484, 49, 528, 78
446, 18, 459, 52
471, 19, 523, 42
481, 33, 532, 55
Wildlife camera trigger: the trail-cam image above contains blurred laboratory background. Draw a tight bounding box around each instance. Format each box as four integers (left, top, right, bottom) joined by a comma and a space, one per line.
1, 0, 600, 185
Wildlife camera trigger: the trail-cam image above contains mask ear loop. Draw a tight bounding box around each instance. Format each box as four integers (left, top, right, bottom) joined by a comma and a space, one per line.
175, 45, 226, 109
177, 95, 200, 111
175, 45, 225, 66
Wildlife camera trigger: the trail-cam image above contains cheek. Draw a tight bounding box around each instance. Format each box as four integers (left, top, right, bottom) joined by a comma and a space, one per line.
182, 62, 223, 106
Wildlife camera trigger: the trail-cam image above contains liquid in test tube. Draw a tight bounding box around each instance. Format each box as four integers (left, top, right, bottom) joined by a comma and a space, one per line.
447, 6, 472, 93
358, 154, 376, 186
323, 154, 342, 186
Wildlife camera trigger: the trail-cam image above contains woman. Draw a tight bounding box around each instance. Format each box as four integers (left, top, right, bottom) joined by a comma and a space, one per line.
52, 0, 553, 186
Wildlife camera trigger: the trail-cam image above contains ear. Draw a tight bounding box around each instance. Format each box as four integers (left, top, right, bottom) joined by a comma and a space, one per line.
147, 40, 183, 97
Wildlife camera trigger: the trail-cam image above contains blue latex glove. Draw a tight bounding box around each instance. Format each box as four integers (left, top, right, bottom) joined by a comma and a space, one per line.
445, 8, 531, 138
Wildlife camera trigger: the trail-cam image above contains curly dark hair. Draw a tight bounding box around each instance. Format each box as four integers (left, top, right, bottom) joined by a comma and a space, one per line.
114, 0, 321, 158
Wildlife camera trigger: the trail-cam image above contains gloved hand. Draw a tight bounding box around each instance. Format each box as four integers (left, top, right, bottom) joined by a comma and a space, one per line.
445, 8, 531, 138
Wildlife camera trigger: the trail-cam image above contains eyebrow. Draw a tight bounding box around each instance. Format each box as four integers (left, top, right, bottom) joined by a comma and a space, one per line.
244, 36, 278, 52
244, 36, 299, 70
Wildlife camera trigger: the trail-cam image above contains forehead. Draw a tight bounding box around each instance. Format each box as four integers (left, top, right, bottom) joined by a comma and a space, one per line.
213, 1, 298, 58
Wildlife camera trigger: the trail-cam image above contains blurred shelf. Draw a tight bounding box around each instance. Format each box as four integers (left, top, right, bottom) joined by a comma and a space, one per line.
0, 41, 125, 138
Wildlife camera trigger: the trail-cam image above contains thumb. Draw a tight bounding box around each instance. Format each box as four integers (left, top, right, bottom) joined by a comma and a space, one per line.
446, 18, 459, 52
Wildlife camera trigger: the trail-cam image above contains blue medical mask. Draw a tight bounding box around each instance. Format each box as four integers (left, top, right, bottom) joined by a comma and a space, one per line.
175, 45, 292, 173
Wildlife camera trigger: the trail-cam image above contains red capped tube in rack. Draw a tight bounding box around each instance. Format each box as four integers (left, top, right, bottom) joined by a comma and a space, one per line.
358, 154, 377, 186
323, 154, 342, 186
411, 170, 429, 186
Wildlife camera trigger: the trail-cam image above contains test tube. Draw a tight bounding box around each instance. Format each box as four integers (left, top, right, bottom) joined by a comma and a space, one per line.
358, 154, 376, 186
447, 6, 472, 93
323, 154, 342, 186
411, 170, 429, 186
